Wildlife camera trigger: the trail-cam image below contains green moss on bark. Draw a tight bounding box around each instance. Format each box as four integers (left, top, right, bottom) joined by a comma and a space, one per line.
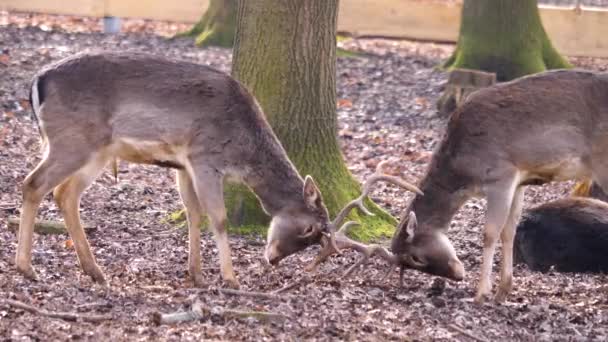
223, 0, 397, 242
177, 0, 236, 47
444, 0, 571, 81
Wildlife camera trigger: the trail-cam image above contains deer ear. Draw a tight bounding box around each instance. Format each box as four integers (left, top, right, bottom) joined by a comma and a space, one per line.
404, 211, 417, 243
303, 175, 322, 208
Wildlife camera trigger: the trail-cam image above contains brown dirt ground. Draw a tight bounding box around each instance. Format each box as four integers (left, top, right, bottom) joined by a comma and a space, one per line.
1, 11, 607, 342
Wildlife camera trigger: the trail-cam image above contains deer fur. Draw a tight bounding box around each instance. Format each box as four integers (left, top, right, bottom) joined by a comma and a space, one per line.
15, 51, 334, 288
514, 197, 608, 274
391, 69, 608, 303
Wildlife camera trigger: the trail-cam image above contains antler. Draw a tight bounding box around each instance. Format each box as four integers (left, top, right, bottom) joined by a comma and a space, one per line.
307, 161, 422, 275
330, 161, 423, 230
306, 221, 399, 276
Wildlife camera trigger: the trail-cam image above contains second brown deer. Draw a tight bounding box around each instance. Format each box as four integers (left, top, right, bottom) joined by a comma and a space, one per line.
313, 69, 608, 303
14, 50, 423, 288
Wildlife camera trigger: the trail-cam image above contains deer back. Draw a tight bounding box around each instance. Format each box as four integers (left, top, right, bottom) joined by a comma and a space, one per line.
514, 197, 608, 273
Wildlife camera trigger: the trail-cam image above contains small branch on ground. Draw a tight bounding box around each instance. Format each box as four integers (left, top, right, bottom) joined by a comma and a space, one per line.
222, 308, 288, 323
0, 203, 17, 210
272, 276, 310, 294
3, 299, 112, 323
447, 323, 489, 342
152, 299, 288, 325
218, 288, 280, 300
116, 227, 184, 243
7, 217, 95, 235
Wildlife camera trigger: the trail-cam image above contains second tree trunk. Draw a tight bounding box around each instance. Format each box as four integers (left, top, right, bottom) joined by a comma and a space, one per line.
444, 0, 571, 81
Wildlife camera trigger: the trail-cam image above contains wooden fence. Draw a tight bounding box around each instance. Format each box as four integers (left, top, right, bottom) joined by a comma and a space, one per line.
3, 0, 608, 57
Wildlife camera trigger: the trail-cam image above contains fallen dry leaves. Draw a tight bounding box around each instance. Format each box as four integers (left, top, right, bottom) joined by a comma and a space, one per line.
1, 8, 608, 341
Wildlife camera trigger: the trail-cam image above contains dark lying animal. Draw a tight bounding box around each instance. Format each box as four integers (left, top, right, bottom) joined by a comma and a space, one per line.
514, 197, 608, 273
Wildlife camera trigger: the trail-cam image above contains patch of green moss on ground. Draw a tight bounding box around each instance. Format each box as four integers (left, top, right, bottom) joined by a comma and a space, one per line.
165, 197, 397, 242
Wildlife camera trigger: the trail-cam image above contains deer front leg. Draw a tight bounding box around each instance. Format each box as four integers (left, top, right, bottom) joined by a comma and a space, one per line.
176, 170, 205, 287
495, 187, 524, 303
190, 165, 239, 289
476, 177, 518, 303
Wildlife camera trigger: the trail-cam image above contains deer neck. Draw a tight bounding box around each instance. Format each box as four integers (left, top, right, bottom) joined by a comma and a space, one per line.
407, 170, 470, 233
244, 155, 305, 216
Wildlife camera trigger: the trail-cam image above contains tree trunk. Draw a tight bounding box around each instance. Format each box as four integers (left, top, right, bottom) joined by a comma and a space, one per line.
444, 0, 571, 81
178, 0, 236, 47
226, 0, 395, 240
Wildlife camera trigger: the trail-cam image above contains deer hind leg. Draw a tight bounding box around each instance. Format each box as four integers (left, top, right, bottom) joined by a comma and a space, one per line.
176, 169, 205, 287
53, 152, 110, 285
475, 173, 519, 303
15, 150, 91, 279
190, 165, 239, 289
495, 186, 524, 303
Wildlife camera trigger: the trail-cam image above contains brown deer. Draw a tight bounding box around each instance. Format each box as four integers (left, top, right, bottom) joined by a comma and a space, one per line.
313, 69, 608, 303
15, 51, 423, 288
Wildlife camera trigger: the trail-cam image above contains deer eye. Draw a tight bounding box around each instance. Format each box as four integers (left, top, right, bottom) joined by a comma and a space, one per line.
301, 225, 316, 237
411, 254, 425, 266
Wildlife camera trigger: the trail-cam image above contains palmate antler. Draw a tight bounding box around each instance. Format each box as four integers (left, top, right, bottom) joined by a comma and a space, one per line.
306, 161, 422, 280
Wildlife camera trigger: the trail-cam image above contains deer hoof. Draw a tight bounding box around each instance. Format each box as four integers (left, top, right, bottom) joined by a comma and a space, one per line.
90, 272, 107, 286
223, 278, 240, 289
17, 264, 38, 281
473, 291, 491, 304
191, 274, 206, 288
84, 266, 107, 286
494, 289, 510, 303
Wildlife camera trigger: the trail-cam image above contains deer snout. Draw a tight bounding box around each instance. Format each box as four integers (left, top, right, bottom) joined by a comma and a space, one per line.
264, 241, 283, 266
448, 259, 465, 281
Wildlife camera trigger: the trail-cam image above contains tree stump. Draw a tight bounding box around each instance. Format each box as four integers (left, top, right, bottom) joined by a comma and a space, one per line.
436, 68, 496, 118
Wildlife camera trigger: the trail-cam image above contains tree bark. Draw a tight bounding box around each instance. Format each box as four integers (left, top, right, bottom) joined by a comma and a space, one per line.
179, 0, 237, 47
444, 0, 571, 81
226, 0, 395, 240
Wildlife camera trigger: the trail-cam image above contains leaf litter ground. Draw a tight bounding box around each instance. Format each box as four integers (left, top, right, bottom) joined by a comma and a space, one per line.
1, 11, 607, 341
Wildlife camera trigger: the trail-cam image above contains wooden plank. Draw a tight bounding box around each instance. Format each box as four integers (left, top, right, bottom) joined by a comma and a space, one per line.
4, 0, 608, 57
105, 0, 208, 23
337, 0, 461, 42
2, 0, 103, 17
540, 5, 608, 58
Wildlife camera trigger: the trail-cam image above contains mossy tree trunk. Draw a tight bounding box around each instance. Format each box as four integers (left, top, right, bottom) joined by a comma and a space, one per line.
226, 0, 395, 241
444, 0, 571, 81
179, 0, 236, 47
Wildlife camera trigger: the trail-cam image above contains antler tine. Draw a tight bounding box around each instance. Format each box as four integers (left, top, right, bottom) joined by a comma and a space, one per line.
305, 221, 360, 272
308, 160, 421, 274
366, 161, 423, 196
305, 221, 398, 277
343, 244, 397, 278
330, 161, 423, 229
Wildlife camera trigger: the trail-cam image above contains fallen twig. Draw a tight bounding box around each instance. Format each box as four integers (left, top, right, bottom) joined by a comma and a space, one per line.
3, 299, 112, 323
0, 203, 17, 210
152, 299, 288, 325
222, 308, 288, 323
7, 217, 95, 235
117, 227, 185, 243
448, 323, 489, 342
218, 288, 279, 300
273, 277, 310, 294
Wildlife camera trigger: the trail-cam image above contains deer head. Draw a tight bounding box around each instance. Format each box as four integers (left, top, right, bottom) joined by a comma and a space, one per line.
391, 212, 464, 281
264, 175, 334, 265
